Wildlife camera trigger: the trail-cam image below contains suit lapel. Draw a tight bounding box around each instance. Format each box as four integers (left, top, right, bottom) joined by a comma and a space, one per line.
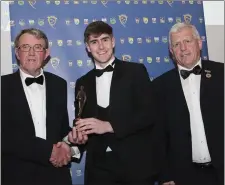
14, 71, 35, 134
110, 59, 123, 105
44, 73, 55, 140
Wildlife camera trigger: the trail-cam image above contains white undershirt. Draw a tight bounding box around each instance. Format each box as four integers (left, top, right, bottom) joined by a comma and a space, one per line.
178, 59, 211, 163
20, 68, 46, 139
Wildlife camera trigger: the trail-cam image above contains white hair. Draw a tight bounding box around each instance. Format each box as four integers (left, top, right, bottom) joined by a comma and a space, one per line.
169, 22, 201, 46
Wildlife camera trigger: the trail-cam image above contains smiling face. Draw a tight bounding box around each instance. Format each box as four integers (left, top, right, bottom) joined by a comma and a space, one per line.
170, 27, 202, 69
15, 33, 50, 77
86, 33, 115, 68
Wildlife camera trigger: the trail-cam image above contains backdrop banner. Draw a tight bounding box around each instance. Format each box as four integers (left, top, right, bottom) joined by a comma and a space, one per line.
9, 1, 208, 184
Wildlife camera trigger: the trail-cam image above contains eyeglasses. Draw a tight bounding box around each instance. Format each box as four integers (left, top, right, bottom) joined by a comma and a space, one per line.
17, 44, 46, 52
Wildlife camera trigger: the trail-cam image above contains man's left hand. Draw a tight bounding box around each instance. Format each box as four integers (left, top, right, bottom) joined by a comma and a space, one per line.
76, 118, 113, 135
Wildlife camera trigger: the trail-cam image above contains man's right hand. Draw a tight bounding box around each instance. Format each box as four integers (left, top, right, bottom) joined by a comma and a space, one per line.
68, 126, 88, 145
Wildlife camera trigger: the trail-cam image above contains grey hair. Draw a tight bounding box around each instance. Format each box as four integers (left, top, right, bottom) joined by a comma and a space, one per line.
169, 22, 201, 46
14, 28, 49, 49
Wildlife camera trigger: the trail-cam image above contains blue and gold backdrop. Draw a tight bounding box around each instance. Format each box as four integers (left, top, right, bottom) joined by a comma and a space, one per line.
9, 1, 208, 184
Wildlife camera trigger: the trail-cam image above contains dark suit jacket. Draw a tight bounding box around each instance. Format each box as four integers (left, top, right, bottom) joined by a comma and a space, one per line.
2, 71, 72, 185
152, 60, 224, 184
75, 59, 156, 183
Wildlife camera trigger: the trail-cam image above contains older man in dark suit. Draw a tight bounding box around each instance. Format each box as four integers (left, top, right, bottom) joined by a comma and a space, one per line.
1, 28, 83, 185
153, 22, 224, 185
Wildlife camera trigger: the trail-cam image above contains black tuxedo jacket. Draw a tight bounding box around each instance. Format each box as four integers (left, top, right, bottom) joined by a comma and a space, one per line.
152, 60, 224, 184
2, 71, 72, 185
75, 59, 156, 183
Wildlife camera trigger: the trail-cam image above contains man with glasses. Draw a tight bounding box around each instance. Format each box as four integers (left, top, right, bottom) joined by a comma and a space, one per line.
2, 28, 86, 185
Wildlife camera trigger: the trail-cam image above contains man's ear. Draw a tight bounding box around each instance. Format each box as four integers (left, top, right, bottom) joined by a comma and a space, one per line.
85, 43, 91, 52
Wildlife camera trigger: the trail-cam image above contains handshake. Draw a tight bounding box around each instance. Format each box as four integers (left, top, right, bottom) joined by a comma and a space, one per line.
49, 117, 113, 167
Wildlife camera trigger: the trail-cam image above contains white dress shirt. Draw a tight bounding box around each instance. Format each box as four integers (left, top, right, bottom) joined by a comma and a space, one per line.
95, 56, 115, 108
20, 69, 46, 139
178, 59, 211, 163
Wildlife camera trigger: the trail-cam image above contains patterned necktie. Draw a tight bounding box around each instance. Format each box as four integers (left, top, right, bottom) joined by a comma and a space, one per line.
25, 75, 44, 86
95, 61, 115, 77
180, 65, 202, 79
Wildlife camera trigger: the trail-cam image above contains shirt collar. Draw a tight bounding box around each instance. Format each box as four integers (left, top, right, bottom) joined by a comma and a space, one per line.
178, 58, 202, 72
95, 56, 115, 70
20, 68, 44, 82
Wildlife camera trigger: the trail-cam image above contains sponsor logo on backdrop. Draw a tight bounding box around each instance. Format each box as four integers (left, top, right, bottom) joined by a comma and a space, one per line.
38, 19, 45, 26
50, 57, 60, 69
199, 17, 203, 23
110, 18, 116, 24
68, 60, 73, 66
47, 16, 57, 28
134, 0, 138, 4
28, 0, 36, 9
164, 56, 170, 63
143, 17, 148, 24
101, 0, 108, 7
162, 36, 168, 43
168, 17, 173, 23
137, 38, 142, 44
118, 14, 128, 27
125, 0, 130, 5
183, 14, 192, 23
116, 0, 121, 4
74, 18, 80, 25
156, 57, 160, 63
120, 38, 125, 44
77, 60, 83, 67
49, 41, 53, 47
65, 19, 71, 25
46, 1, 51, 4
167, 0, 173, 7
160, 17, 165, 23
138, 57, 144, 63
67, 40, 73, 46
87, 59, 93, 67
142, 0, 147, 4
176, 17, 181, 23
158, 0, 164, 4
64, 0, 70, 4
18, 1, 24, 5
91, 1, 97, 4
55, 1, 60, 5
152, 18, 156, 23
101, 18, 107, 22
135, 17, 140, 24
19, 19, 25, 26
146, 37, 152, 43
122, 55, 131, 62
128, 37, 134, 44
28, 20, 35, 26
70, 82, 75, 88
84, 19, 89, 25
76, 40, 82, 46
57, 40, 63, 46
147, 57, 152, 63
10, 20, 15, 27
154, 37, 160, 43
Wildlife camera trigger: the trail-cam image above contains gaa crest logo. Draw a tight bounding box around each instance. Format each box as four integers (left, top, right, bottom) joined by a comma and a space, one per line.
50, 57, 60, 69
47, 16, 57, 29
28, 0, 36, 9
122, 55, 131, 62
183, 14, 192, 24
118, 14, 128, 27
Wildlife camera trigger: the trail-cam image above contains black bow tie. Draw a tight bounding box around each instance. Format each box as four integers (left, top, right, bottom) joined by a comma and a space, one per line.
95, 64, 114, 77
180, 65, 202, 79
25, 75, 44, 86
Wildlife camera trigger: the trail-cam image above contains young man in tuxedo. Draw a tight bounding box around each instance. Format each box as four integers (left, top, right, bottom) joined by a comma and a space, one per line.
70, 21, 156, 185
153, 22, 224, 185
2, 28, 83, 185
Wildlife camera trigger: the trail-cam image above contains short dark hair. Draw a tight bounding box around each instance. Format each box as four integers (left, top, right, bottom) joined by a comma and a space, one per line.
84, 21, 113, 43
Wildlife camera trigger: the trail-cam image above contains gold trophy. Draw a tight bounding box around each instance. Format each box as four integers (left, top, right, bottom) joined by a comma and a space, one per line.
75, 85, 87, 119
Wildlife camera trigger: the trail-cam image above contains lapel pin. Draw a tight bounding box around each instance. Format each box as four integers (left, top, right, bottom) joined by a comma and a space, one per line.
204, 70, 212, 78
